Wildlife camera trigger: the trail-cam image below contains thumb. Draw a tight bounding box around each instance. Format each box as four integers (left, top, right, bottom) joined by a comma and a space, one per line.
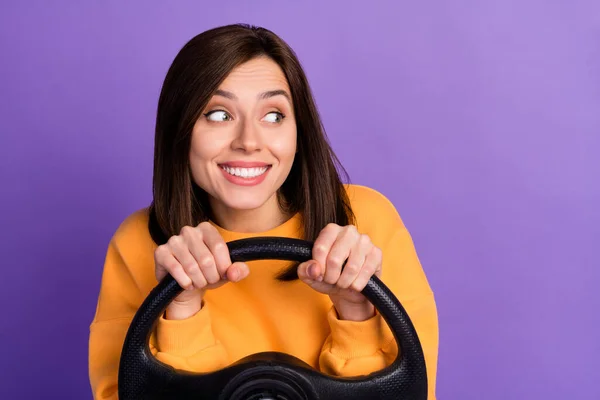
226, 262, 250, 282
297, 260, 323, 283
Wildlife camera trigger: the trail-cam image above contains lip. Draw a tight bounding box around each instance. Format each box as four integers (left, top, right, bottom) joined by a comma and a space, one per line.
218, 161, 271, 168
219, 163, 271, 187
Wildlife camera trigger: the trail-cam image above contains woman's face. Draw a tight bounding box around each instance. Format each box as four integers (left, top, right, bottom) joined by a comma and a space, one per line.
189, 57, 297, 223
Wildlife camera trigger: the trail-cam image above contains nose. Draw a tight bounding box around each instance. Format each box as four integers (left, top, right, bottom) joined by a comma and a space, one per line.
231, 118, 262, 153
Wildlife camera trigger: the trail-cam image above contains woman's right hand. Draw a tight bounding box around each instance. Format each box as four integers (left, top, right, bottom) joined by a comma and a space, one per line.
154, 222, 250, 320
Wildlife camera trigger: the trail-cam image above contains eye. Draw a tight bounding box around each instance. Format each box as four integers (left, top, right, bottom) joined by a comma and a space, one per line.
205, 110, 232, 122
262, 112, 285, 124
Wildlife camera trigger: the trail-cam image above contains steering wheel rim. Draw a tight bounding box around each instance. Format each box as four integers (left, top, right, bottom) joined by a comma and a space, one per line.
118, 237, 428, 399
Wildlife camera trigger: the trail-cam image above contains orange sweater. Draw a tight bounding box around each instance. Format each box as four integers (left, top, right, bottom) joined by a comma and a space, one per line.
88, 184, 439, 399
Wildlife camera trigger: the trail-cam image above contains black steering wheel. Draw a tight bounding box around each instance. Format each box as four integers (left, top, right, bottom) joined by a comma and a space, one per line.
118, 237, 427, 399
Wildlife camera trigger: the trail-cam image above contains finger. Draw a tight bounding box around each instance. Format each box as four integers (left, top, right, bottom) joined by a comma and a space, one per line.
323, 226, 358, 285
154, 245, 171, 281
350, 246, 381, 292
169, 235, 209, 288
175, 248, 210, 289
336, 234, 370, 289
312, 224, 342, 269
194, 247, 221, 285
199, 222, 232, 279
180, 226, 221, 285
155, 247, 193, 290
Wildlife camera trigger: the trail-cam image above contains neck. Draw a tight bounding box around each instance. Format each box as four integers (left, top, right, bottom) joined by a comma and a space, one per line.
209, 194, 291, 233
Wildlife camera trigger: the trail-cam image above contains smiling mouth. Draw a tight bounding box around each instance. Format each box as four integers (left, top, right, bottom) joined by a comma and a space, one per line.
219, 165, 271, 178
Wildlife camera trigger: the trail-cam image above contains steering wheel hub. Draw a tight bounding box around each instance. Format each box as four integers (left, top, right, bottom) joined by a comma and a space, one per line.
226, 377, 306, 400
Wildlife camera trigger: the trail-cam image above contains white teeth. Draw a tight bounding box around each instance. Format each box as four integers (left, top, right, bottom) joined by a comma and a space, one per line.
222, 166, 268, 178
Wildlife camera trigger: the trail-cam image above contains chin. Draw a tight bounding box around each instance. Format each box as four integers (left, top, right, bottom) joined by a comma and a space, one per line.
223, 199, 269, 211
217, 190, 275, 212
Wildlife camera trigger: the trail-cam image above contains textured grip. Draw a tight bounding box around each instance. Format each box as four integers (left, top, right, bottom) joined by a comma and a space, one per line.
118, 237, 428, 399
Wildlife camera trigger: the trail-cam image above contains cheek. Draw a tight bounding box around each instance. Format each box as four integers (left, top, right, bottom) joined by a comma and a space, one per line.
270, 128, 297, 164
189, 131, 223, 180
190, 127, 227, 161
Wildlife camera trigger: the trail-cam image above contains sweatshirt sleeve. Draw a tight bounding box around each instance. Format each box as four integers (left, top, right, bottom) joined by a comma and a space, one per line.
88, 217, 230, 399
318, 199, 439, 399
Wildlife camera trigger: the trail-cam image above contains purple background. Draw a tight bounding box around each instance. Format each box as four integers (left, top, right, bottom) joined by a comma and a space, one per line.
1, 1, 598, 399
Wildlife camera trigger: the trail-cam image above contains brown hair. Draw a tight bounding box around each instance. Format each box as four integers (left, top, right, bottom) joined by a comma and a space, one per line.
148, 23, 355, 280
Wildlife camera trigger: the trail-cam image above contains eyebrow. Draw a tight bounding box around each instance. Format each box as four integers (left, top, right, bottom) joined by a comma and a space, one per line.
214, 89, 292, 104
259, 89, 292, 103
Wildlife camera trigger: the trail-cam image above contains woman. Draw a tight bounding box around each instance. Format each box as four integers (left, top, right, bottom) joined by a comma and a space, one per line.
88, 24, 439, 399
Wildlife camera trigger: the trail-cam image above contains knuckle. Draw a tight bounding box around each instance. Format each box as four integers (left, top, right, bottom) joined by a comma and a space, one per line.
198, 221, 213, 232
344, 263, 360, 274
359, 233, 371, 245
154, 244, 168, 258
372, 246, 382, 258
198, 255, 215, 270
181, 262, 197, 273
324, 223, 340, 233
313, 244, 328, 258
167, 235, 182, 247
179, 225, 196, 237
327, 255, 343, 268
212, 240, 227, 253
341, 225, 358, 240
167, 262, 183, 274
346, 224, 358, 234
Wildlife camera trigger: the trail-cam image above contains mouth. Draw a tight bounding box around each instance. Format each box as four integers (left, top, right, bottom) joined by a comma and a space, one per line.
219, 164, 271, 179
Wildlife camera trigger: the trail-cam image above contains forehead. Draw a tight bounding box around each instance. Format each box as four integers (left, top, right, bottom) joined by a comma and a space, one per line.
218, 57, 290, 93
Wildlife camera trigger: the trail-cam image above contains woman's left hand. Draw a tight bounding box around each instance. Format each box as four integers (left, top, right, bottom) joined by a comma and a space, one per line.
297, 223, 382, 321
